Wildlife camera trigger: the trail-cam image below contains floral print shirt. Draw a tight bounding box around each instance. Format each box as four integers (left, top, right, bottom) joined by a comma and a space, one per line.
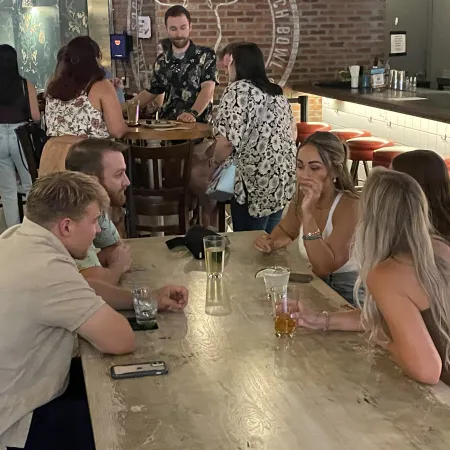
216, 80, 296, 217
147, 41, 218, 123
45, 94, 110, 138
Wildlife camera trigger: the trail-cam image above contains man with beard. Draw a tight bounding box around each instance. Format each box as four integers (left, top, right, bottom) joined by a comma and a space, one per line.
125, 5, 218, 124
65, 138, 132, 286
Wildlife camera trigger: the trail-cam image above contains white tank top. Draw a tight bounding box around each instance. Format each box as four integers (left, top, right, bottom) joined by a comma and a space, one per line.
298, 192, 357, 274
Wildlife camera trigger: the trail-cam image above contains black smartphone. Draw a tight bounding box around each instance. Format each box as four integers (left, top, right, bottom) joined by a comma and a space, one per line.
127, 316, 159, 331
290, 272, 313, 283
110, 361, 168, 380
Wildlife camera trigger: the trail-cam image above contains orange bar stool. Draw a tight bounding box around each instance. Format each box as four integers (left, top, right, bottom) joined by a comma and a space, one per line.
372, 146, 419, 168
330, 128, 372, 142
296, 122, 331, 146
445, 157, 450, 172
347, 137, 395, 184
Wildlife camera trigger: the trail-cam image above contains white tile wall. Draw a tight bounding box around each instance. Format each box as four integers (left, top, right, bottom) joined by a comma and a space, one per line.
322, 98, 450, 157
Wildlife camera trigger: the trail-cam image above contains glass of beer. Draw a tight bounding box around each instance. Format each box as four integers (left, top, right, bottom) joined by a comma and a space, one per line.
271, 284, 298, 338
203, 235, 226, 278
127, 100, 140, 126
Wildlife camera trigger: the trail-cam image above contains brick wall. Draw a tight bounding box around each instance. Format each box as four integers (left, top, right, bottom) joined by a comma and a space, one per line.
112, 0, 386, 121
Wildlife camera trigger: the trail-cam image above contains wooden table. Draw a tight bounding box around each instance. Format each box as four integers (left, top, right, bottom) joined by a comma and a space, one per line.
124, 121, 211, 141
81, 231, 450, 450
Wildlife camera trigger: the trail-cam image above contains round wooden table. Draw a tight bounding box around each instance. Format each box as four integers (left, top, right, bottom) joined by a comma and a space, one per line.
124, 121, 211, 141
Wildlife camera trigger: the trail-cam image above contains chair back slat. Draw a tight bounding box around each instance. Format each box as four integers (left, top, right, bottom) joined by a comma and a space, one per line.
125, 141, 197, 237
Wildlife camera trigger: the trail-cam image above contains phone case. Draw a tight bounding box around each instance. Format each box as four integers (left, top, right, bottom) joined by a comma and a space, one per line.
110, 361, 168, 380
289, 273, 313, 283
127, 316, 159, 331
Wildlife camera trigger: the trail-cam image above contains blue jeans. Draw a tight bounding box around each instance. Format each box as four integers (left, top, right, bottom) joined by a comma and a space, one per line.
231, 198, 283, 233
0, 123, 32, 227
321, 271, 365, 307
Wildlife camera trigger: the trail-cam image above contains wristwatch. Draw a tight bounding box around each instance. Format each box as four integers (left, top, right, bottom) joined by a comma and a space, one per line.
186, 108, 199, 119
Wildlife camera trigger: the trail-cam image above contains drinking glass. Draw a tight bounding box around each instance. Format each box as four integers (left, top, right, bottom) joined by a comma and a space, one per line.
127, 100, 140, 126
132, 286, 158, 329
203, 235, 226, 278
271, 284, 298, 338
261, 266, 290, 301
205, 277, 231, 316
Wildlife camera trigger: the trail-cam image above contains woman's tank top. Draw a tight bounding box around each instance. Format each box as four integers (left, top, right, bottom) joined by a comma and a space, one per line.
298, 192, 357, 273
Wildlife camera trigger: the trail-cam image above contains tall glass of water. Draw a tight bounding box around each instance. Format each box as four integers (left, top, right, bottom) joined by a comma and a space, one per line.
203, 235, 226, 278
132, 287, 158, 328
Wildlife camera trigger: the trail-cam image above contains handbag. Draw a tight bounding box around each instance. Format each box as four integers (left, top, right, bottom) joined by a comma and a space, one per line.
205, 158, 236, 202
206, 94, 268, 202
15, 79, 47, 169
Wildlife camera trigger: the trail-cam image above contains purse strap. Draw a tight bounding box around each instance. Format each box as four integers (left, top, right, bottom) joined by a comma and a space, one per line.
21, 78, 32, 123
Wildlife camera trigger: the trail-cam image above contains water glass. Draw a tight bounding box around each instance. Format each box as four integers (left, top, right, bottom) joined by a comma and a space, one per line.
132, 287, 158, 328
271, 284, 298, 338
262, 266, 290, 301
127, 100, 140, 126
203, 235, 226, 278
205, 277, 231, 316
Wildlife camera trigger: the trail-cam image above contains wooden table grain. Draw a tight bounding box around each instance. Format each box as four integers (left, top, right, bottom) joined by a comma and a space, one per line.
124, 121, 211, 141
80, 231, 450, 450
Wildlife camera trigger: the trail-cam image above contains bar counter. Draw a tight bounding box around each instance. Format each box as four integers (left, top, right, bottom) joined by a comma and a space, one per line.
294, 84, 450, 124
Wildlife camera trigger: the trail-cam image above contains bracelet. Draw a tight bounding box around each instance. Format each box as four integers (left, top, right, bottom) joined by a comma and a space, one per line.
321, 311, 330, 332
302, 229, 322, 241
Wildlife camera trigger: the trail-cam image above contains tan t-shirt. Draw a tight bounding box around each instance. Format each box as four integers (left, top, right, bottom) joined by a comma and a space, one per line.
0, 218, 105, 449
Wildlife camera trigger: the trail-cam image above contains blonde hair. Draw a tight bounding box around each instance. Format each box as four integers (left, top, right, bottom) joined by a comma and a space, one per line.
26, 171, 110, 227
300, 131, 358, 197
353, 167, 450, 367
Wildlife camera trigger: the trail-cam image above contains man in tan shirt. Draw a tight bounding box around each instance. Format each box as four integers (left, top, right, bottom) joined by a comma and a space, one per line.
0, 172, 186, 450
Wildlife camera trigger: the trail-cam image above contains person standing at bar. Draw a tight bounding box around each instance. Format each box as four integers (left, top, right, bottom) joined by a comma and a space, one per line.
125, 5, 218, 123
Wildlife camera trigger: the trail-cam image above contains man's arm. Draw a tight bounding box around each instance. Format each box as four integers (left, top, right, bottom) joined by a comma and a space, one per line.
78, 244, 131, 286
86, 278, 133, 310
121, 90, 156, 112
191, 80, 216, 115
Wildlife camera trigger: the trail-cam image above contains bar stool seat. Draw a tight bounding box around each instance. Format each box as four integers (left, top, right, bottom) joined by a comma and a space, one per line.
373, 146, 419, 168
347, 137, 395, 184
330, 128, 372, 142
445, 157, 450, 172
296, 122, 331, 145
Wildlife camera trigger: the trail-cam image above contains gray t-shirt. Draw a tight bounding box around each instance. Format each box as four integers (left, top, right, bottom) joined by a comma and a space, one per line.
0, 218, 105, 449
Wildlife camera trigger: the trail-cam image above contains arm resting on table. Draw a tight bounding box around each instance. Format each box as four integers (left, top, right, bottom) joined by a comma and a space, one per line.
77, 304, 135, 354
86, 278, 133, 311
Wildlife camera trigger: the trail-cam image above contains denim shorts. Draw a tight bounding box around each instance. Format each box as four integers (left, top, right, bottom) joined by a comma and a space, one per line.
321, 271, 364, 307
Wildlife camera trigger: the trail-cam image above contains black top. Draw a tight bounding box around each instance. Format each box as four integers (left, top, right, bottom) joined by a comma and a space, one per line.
147, 41, 218, 123
0, 78, 29, 124
421, 308, 450, 385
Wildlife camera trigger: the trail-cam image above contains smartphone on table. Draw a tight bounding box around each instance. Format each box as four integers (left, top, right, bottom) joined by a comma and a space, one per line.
110, 361, 168, 380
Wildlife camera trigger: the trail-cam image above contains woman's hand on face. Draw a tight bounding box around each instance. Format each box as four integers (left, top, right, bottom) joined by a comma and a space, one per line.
254, 234, 274, 253
300, 178, 323, 213
291, 301, 326, 331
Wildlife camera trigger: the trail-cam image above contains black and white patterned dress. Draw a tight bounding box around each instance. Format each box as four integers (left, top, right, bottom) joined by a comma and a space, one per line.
216, 80, 296, 217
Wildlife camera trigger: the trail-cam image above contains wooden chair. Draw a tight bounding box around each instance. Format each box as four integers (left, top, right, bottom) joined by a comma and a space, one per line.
14, 124, 41, 221
126, 141, 199, 237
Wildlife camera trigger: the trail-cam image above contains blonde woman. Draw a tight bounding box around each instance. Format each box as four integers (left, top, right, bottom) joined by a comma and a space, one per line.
292, 168, 450, 385
254, 131, 360, 304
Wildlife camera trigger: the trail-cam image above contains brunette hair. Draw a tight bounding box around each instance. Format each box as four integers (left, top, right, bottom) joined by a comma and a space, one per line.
66, 138, 127, 179
164, 5, 191, 25
230, 42, 282, 96
392, 150, 450, 241
0, 45, 24, 106
46, 36, 104, 101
